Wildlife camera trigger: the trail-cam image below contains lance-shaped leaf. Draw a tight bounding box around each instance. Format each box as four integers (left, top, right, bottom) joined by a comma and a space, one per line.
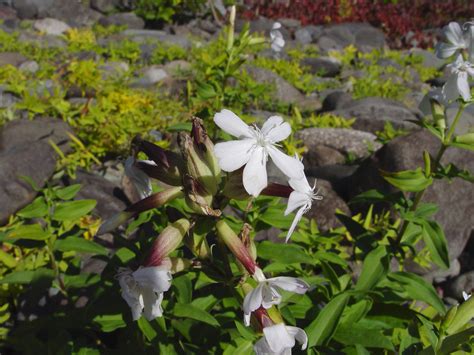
381, 168, 433, 192
419, 220, 450, 269
355, 245, 389, 291
132, 136, 183, 186
97, 187, 183, 234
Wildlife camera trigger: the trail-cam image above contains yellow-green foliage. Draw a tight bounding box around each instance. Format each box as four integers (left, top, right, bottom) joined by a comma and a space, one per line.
65, 28, 97, 52
65, 60, 102, 93
150, 43, 187, 64
72, 87, 188, 157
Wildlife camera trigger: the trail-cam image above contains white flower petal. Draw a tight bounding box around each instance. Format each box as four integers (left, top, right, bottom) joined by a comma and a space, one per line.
435, 42, 459, 58
284, 191, 308, 215
463, 291, 471, 301
243, 147, 268, 197
267, 147, 304, 180
263, 324, 295, 353
214, 139, 254, 172
118, 272, 143, 321
261, 284, 282, 309
285, 205, 307, 242
142, 288, 164, 320
445, 22, 464, 46
272, 22, 282, 30
286, 326, 308, 350
243, 284, 264, 326
254, 337, 272, 355
261, 116, 292, 143
269, 277, 309, 294
457, 71, 471, 101
133, 266, 172, 293
125, 157, 152, 199
214, 109, 252, 138
443, 74, 460, 101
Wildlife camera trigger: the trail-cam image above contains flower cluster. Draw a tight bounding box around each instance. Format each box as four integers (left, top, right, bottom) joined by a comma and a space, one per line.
214, 109, 322, 242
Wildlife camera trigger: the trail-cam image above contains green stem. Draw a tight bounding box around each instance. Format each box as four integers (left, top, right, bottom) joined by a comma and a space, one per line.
396, 104, 465, 244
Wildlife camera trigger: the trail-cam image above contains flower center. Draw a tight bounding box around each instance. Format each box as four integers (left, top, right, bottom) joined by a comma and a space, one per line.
250, 126, 270, 147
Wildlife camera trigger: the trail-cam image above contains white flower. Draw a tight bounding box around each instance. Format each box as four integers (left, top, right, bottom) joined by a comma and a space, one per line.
118, 266, 172, 321
284, 176, 323, 242
463, 291, 471, 301
436, 22, 472, 59
213, 109, 304, 197
442, 55, 474, 102
419, 88, 448, 116
124, 157, 153, 199
270, 22, 285, 53
243, 268, 309, 326
254, 323, 308, 355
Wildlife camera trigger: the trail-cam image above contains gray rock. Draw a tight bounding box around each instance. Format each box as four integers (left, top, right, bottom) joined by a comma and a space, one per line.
42, 0, 102, 27
0, 118, 72, 225
13, 0, 54, 18
346, 130, 474, 263
130, 65, 169, 88
98, 61, 129, 80
297, 127, 382, 160
317, 23, 386, 53
121, 29, 192, 49
0, 86, 19, 108
294, 27, 313, 45
305, 164, 359, 185
163, 60, 192, 74
70, 170, 127, 220
301, 56, 341, 77
244, 65, 308, 107
332, 97, 421, 133
99, 12, 144, 29
33, 17, 70, 35
408, 48, 445, 71
18, 60, 39, 73
18, 31, 66, 48
322, 91, 353, 111
446, 271, 474, 300
0, 51, 27, 66
306, 179, 351, 232
90, 0, 121, 13
303, 144, 345, 167
0, 5, 18, 21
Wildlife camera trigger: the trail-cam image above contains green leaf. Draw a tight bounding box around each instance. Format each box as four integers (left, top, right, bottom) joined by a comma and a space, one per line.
355, 246, 389, 291
257, 241, 314, 264
173, 303, 219, 327
258, 207, 295, 229
419, 220, 450, 269
52, 200, 96, 221
340, 299, 373, 326
63, 273, 100, 288
55, 184, 82, 200
334, 323, 394, 350
173, 275, 192, 304
137, 317, 158, 342
167, 122, 192, 132
93, 314, 126, 332
306, 292, 350, 347
0, 249, 16, 268
381, 168, 433, 192
54, 237, 108, 255
17, 197, 48, 218
387, 272, 445, 315
0, 268, 54, 284
7, 224, 51, 241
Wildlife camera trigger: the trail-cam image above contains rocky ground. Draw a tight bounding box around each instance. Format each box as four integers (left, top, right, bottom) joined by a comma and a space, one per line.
0, 0, 473, 302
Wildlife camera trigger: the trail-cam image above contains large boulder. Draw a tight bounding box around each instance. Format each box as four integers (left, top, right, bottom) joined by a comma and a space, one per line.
98, 12, 144, 29
0, 118, 72, 224
332, 97, 421, 133
120, 29, 192, 50
345, 130, 474, 265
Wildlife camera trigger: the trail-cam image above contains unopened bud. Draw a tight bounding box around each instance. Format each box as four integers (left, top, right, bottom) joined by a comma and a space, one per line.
431, 99, 446, 131
216, 220, 258, 274
446, 295, 474, 335
145, 218, 191, 267
133, 136, 183, 186
423, 151, 431, 178
240, 223, 256, 261
454, 132, 474, 144
191, 117, 221, 184
96, 187, 183, 235
261, 182, 293, 198
441, 305, 458, 332
184, 175, 221, 216
168, 257, 192, 273
179, 132, 218, 196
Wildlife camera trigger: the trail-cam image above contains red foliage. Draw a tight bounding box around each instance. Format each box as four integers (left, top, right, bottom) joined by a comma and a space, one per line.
242, 0, 474, 48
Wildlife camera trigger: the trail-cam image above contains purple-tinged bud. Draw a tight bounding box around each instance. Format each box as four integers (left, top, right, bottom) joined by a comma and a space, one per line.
145, 218, 191, 267
191, 117, 221, 183
240, 223, 256, 261
97, 187, 183, 235
133, 136, 183, 186
216, 220, 258, 274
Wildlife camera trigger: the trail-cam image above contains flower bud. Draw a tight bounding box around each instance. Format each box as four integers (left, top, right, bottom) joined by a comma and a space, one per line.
441, 305, 458, 332
261, 183, 293, 198
430, 99, 446, 132
179, 132, 218, 196
133, 136, 183, 186
446, 294, 474, 335
145, 218, 191, 267
454, 132, 474, 144
216, 220, 258, 274
191, 117, 221, 184
240, 223, 257, 261
183, 175, 221, 217
97, 187, 183, 235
